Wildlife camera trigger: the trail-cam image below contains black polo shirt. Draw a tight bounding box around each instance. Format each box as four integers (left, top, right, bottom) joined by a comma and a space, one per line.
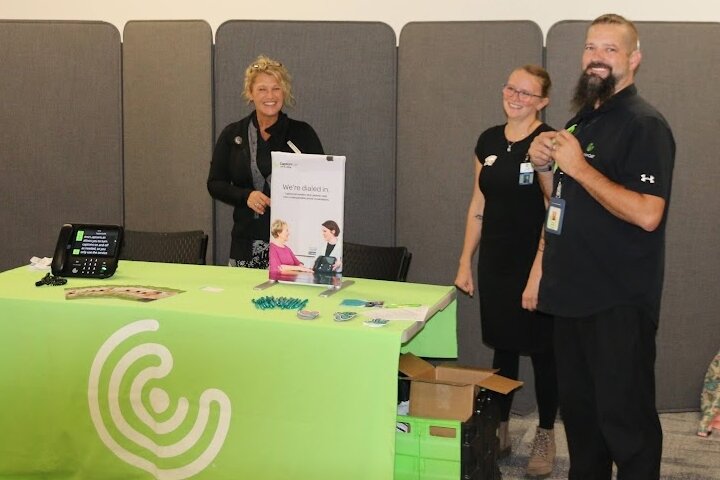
539, 85, 676, 319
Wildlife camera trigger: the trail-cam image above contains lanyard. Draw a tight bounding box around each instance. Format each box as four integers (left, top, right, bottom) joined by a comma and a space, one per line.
553, 123, 578, 199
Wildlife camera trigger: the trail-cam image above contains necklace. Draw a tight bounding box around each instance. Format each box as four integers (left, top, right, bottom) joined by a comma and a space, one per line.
505, 119, 540, 153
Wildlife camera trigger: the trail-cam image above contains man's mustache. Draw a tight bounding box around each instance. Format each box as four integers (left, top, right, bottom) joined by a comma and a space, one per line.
585, 62, 613, 74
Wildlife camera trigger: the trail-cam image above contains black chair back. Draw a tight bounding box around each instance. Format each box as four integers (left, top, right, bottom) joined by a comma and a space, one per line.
342, 242, 412, 282
120, 230, 208, 265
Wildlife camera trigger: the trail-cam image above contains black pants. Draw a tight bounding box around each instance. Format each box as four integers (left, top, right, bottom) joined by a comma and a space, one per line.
493, 348, 558, 429
554, 305, 662, 480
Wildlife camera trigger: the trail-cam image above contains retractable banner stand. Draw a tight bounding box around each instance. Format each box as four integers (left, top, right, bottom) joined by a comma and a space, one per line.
269, 152, 346, 287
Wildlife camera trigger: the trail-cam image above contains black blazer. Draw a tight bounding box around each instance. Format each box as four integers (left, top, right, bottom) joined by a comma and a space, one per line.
208, 111, 324, 260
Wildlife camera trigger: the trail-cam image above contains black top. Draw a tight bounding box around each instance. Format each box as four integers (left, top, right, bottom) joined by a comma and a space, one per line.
540, 85, 676, 319
474, 122, 554, 352
208, 111, 324, 261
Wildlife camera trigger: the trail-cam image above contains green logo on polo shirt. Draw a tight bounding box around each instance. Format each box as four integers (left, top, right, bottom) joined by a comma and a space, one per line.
586, 143, 595, 152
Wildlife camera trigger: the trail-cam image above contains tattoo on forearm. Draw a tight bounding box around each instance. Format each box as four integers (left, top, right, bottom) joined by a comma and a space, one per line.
474, 214, 483, 221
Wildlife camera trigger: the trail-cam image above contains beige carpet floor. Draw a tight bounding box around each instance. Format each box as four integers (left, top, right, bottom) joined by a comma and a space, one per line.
498, 411, 720, 479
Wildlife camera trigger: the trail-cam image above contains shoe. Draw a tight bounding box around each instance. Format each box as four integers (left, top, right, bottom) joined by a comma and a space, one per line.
497, 421, 511, 459
526, 427, 555, 477
698, 413, 720, 437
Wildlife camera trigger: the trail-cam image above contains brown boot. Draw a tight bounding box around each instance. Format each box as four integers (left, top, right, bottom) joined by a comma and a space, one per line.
526, 427, 555, 477
497, 421, 511, 458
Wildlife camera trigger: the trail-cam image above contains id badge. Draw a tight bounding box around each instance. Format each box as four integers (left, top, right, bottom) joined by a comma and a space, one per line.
519, 162, 534, 185
545, 197, 566, 235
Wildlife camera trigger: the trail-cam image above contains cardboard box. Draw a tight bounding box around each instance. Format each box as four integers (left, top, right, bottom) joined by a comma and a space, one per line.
398, 353, 523, 422
395, 387, 504, 480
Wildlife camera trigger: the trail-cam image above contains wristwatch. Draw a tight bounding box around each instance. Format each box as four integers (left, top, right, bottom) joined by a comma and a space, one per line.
533, 161, 554, 173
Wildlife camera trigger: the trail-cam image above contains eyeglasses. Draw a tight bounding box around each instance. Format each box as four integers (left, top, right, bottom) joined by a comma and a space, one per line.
502, 84, 543, 101
251, 61, 283, 70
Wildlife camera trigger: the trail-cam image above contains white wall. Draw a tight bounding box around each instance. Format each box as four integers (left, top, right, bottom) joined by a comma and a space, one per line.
3, 0, 717, 39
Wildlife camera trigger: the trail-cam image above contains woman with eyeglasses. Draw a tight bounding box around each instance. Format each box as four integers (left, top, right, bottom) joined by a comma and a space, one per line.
454, 65, 558, 477
208, 54, 324, 268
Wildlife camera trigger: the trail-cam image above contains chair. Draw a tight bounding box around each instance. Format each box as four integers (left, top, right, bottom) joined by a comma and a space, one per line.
341, 242, 412, 281
119, 230, 209, 265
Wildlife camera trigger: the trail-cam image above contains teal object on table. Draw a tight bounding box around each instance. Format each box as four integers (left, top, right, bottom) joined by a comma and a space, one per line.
252, 295, 308, 310
339, 298, 368, 307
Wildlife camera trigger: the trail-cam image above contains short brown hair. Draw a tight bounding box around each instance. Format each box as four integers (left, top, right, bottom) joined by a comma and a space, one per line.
322, 220, 340, 237
591, 13, 640, 52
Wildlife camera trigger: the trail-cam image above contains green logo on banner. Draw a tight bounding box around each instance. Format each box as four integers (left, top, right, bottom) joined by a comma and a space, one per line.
88, 319, 232, 479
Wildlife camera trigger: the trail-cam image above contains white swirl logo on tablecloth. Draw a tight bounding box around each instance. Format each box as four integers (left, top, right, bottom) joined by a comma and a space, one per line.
88, 319, 231, 480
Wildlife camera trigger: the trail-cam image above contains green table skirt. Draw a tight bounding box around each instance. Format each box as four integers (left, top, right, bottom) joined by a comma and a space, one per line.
0, 262, 456, 479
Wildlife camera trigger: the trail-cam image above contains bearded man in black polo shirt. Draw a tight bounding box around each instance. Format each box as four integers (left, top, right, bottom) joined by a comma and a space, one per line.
528, 13, 675, 480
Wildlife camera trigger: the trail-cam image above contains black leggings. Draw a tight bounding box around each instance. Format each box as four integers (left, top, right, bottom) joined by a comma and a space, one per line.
492, 348, 558, 429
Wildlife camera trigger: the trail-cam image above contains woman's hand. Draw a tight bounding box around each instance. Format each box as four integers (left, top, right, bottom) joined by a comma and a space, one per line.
247, 191, 271, 215
454, 263, 475, 297
280, 264, 313, 273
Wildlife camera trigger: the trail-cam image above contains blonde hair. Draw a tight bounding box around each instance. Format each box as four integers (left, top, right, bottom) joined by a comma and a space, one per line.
519, 64, 552, 98
242, 55, 295, 107
271, 218, 288, 238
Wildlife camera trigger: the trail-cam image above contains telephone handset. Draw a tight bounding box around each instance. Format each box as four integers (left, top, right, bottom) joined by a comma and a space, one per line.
51, 223, 123, 278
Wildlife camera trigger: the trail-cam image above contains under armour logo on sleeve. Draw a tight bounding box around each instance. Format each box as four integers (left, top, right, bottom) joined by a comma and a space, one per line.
640, 174, 655, 183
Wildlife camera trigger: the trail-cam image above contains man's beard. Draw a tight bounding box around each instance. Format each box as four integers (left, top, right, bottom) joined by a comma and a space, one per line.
571, 63, 617, 112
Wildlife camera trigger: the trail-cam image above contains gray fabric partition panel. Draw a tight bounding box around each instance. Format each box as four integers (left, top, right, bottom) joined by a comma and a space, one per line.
397, 22, 544, 414
547, 21, 720, 412
122, 21, 214, 260
213, 21, 396, 265
0, 21, 122, 272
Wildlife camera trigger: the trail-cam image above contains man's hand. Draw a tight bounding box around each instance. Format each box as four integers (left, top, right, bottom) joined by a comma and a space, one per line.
551, 129, 588, 178
528, 131, 556, 168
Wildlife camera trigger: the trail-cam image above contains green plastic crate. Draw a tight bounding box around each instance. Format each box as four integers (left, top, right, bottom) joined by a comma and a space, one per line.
395, 415, 462, 480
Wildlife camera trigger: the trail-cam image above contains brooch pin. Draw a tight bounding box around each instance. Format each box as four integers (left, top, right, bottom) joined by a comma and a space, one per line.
483, 155, 497, 167
363, 318, 389, 328
333, 311, 358, 322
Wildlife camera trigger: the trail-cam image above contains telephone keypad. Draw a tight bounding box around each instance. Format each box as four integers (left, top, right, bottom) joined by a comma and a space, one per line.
69, 258, 112, 277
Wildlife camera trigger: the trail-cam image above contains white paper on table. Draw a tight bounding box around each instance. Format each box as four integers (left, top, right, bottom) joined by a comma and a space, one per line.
28, 256, 53, 271
361, 306, 430, 322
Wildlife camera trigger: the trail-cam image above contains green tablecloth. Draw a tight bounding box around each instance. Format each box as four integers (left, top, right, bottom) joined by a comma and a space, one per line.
0, 262, 456, 480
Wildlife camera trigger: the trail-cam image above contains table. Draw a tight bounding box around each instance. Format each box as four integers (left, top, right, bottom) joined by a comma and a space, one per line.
0, 261, 456, 480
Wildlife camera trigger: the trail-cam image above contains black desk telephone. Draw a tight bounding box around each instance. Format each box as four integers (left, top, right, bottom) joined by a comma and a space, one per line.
51, 223, 123, 278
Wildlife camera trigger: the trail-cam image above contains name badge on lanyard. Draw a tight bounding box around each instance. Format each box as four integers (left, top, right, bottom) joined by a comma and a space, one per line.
544, 123, 578, 235
545, 174, 566, 235
545, 197, 566, 235
519, 161, 534, 185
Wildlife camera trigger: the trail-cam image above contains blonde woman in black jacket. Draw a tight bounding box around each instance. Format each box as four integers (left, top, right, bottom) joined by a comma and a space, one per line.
208, 55, 323, 267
